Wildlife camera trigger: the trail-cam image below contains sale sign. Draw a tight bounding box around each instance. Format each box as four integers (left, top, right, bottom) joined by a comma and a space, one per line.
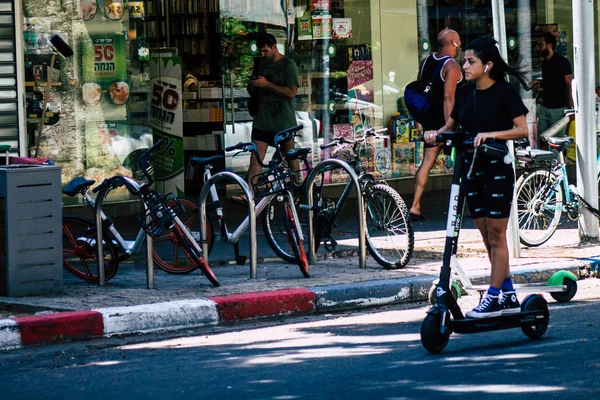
149, 54, 184, 194
297, 12, 313, 40
82, 34, 126, 86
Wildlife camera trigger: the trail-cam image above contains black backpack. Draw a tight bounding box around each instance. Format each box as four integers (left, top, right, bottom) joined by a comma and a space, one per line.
403, 56, 448, 124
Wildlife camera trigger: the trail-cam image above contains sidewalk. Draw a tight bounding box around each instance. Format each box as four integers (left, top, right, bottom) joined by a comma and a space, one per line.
1, 205, 599, 350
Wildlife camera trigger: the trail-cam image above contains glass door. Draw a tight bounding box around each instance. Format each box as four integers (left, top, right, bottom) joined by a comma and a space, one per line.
220, 0, 288, 171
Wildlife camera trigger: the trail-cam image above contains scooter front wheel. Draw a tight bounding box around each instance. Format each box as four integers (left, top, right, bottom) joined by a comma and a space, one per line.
420, 312, 450, 353
428, 283, 459, 306
520, 294, 549, 339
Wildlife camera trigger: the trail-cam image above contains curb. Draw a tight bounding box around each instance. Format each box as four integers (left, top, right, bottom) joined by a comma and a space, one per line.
0, 262, 586, 351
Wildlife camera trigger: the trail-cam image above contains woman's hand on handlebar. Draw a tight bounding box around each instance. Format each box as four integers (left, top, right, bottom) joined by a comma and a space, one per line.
473, 132, 495, 147
423, 130, 440, 145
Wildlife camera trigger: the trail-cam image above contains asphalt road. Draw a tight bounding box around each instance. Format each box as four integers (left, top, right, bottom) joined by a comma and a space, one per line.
1, 279, 599, 400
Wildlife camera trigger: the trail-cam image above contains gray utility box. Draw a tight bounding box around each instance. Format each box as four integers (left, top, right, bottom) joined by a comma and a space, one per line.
0, 165, 63, 296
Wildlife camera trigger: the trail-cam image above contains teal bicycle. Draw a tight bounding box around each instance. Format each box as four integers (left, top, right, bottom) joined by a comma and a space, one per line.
514, 135, 600, 247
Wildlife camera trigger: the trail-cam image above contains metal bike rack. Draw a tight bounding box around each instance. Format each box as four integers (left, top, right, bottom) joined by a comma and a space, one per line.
95, 184, 155, 288
198, 172, 258, 278
303, 159, 366, 268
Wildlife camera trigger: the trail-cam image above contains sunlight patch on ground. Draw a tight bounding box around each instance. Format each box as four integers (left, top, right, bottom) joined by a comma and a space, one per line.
442, 353, 539, 362
417, 384, 565, 394
334, 237, 409, 249
243, 345, 391, 365
120, 309, 425, 351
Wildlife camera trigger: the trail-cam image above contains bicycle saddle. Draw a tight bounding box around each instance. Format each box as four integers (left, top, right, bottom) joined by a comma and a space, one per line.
285, 147, 312, 161
190, 155, 225, 168
63, 176, 96, 196
547, 136, 575, 151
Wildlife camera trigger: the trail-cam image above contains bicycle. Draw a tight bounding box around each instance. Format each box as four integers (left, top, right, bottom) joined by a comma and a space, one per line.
191, 124, 312, 277
514, 135, 600, 246
263, 127, 415, 270
62, 138, 220, 286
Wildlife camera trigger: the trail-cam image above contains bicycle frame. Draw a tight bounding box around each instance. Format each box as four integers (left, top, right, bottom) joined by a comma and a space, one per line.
203, 164, 303, 245
78, 189, 148, 259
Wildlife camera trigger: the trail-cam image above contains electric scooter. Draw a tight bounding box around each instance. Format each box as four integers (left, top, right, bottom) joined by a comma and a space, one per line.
420, 131, 550, 353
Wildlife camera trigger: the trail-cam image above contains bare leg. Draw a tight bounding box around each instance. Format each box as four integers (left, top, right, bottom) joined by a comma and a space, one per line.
473, 216, 510, 288
247, 139, 269, 193
410, 145, 442, 216
279, 138, 299, 179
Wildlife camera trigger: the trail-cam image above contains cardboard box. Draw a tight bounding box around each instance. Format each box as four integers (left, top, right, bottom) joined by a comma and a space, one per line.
392, 142, 416, 177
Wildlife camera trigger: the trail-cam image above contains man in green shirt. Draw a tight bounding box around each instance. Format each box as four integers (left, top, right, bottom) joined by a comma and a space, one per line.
232, 33, 300, 205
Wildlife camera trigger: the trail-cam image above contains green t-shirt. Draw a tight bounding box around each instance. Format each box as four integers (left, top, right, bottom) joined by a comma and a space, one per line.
253, 56, 300, 132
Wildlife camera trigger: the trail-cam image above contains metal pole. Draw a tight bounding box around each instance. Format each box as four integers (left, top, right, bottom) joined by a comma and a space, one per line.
573, 0, 599, 241
145, 203, 154, 289
304, 159, 366, 268
95, 188, 106, 286
492, 0, 521, 258
199, 172, 257, 278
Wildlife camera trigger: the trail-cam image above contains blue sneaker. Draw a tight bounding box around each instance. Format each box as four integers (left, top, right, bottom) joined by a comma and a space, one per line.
466, 294, 501, 318
499, 291, 521, 315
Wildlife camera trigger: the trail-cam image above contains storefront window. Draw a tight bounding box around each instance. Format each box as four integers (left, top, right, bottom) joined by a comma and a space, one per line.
17, 0, 581, 206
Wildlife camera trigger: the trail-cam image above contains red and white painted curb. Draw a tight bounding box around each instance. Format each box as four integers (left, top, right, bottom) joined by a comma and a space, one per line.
0, 289, 317, 350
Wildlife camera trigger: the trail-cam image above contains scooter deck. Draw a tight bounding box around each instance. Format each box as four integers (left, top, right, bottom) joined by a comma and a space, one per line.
465, 283, 567, 294
451, 309, 546, 334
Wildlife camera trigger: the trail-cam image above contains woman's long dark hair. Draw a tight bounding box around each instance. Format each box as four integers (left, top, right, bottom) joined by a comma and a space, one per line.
465, 36, 530, 91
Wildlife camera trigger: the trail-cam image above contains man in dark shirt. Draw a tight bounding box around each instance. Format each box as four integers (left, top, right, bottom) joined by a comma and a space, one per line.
535, 32, 573, 140
409, 29, 462, 220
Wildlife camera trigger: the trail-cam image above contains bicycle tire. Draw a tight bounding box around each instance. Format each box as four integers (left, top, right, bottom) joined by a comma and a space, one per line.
62, 216, 119, 282
263, 180, 324, 263
516, 169, 564, 247
364, 184, 414, 269
152, 197, 214, 274
171, 219, 220, 287
263, 196, 303, 263
282, 201, 310, 277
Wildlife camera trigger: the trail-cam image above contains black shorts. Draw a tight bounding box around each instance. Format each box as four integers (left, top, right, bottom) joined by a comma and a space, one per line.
251, 128, 294, 147
462, 154, 515, 219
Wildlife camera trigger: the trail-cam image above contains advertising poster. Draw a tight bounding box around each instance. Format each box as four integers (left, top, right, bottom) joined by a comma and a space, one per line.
312, 0, 330, 10
332, 18, 352, 39
311, 11, 332, 39
149, 54, 184, 196
297, 12, 313, 40
347, 60, 375, 132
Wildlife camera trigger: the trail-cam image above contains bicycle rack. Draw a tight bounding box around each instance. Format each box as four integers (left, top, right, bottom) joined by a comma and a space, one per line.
303, 159, 366, 268
94, 186, 155, 288
198, 172, 257, 278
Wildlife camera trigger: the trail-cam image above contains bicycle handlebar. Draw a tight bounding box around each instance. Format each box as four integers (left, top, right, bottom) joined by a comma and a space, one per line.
320, 127, 388, 150
274, 124, 304, 146
226, 125, 304, 169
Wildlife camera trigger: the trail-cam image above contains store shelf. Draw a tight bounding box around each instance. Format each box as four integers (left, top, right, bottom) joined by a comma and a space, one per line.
24, 81, 62, 87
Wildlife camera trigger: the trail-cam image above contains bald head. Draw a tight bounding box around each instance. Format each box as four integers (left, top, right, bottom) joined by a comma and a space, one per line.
437, 29, 460, 57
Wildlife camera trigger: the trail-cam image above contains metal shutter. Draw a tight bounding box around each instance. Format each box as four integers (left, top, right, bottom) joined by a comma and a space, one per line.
0, 0, 25, 156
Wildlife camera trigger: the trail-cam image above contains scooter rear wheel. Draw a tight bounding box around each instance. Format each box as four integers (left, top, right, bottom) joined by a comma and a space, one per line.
549, 277, 577, 302
420, 312, 450, 353
520, 294, 549, 339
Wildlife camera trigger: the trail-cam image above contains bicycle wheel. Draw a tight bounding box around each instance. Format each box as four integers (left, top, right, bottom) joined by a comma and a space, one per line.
263, 195, 304, 263
516, 169, 564, 247
152, 197, 214, 274
171, 219, 220, 287
62, 216, 119, 282
282, 201, 310, 277
364, 184, 414, 269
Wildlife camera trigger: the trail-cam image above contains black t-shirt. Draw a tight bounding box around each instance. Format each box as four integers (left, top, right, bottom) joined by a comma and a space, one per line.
451, 81, 528, 149
541, 54, 572, 108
